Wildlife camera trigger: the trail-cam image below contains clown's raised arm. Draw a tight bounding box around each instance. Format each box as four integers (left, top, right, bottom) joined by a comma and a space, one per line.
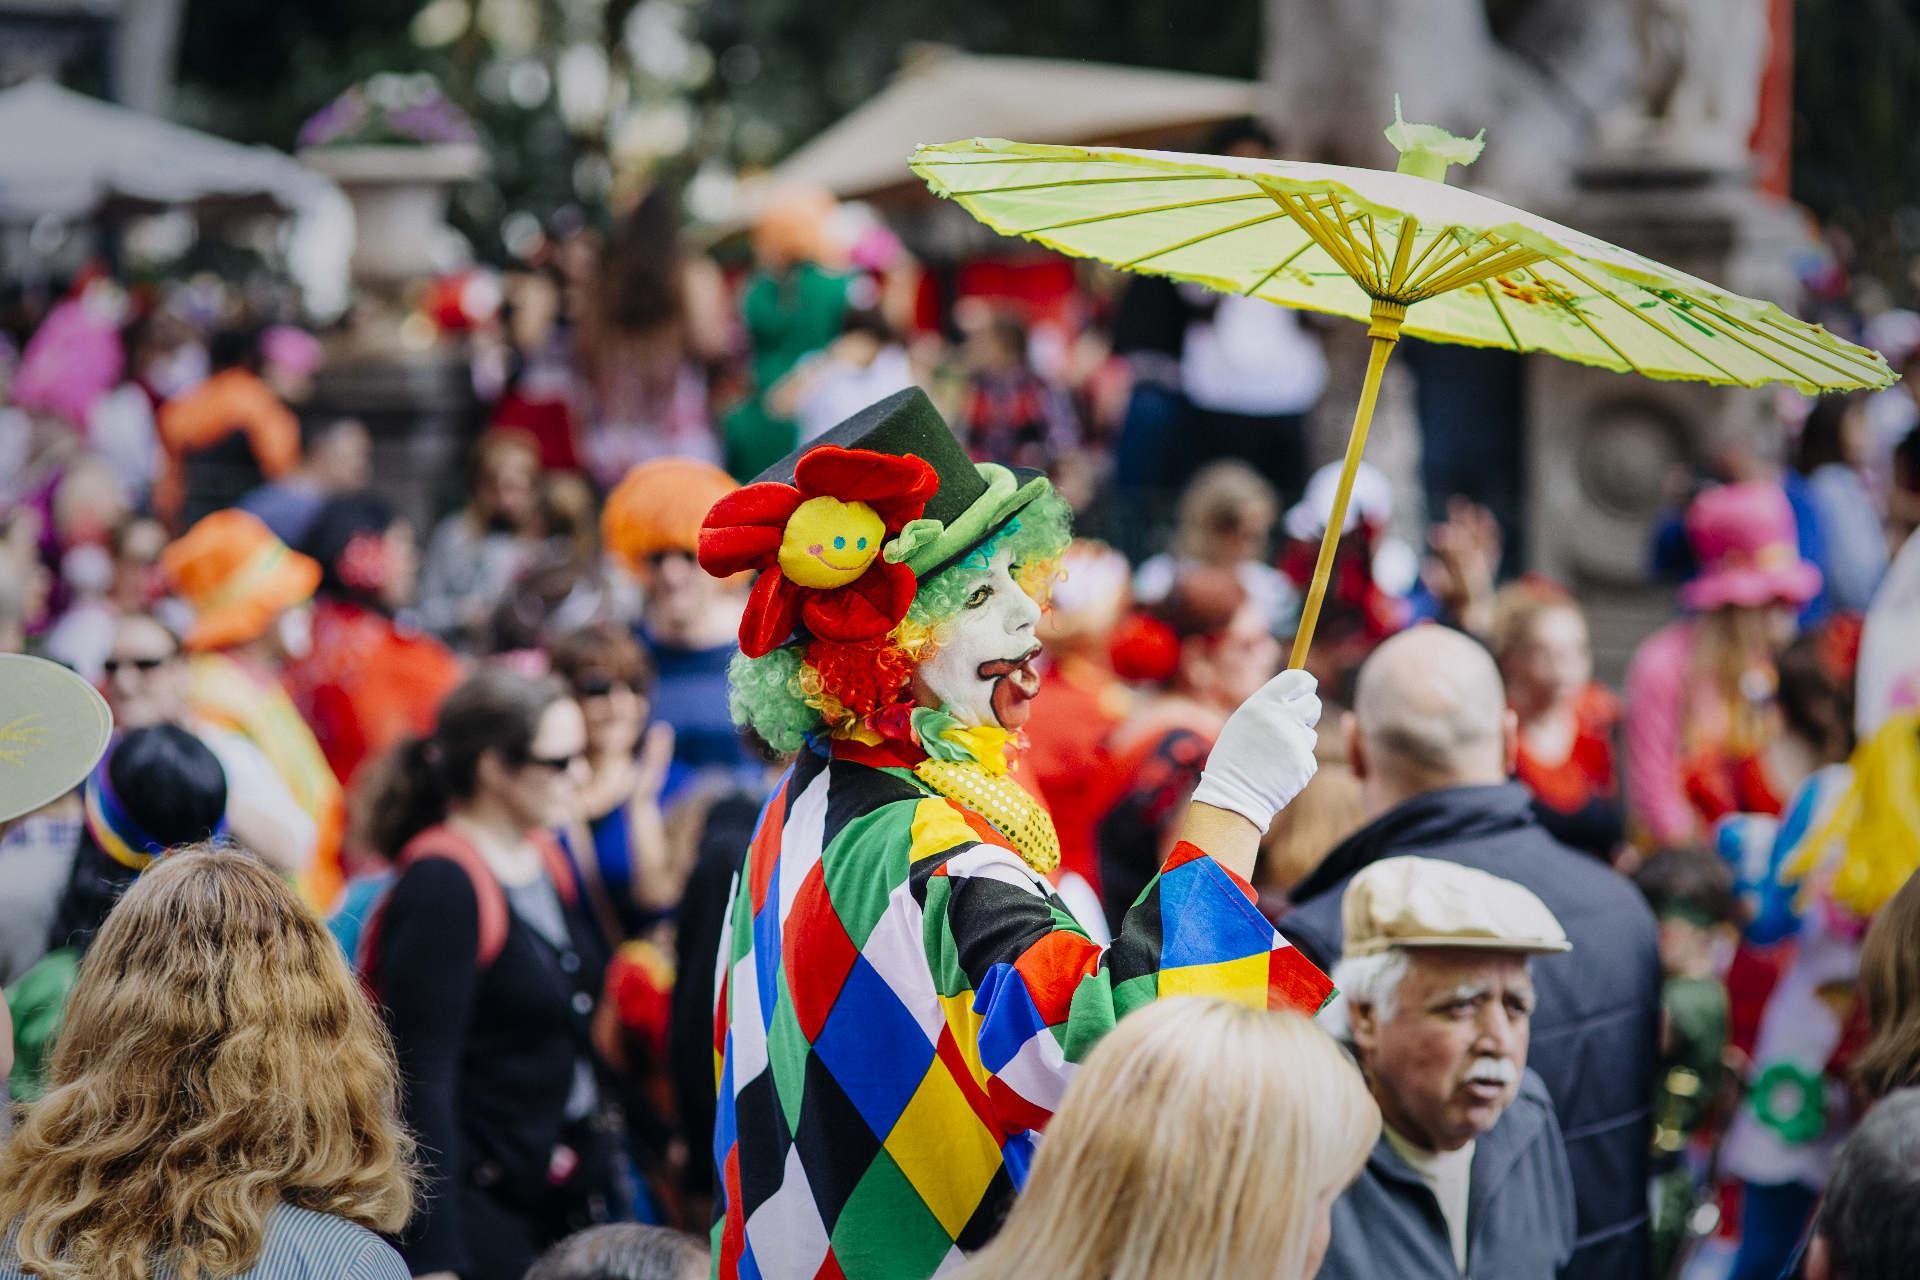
694, 389, 1331, 1280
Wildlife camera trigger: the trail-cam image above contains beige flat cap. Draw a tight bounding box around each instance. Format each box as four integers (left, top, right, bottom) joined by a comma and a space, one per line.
1342, 856, 1572, 959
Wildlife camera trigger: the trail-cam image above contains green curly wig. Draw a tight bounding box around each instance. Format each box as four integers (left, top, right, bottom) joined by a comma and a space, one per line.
728, 491, 1072, 752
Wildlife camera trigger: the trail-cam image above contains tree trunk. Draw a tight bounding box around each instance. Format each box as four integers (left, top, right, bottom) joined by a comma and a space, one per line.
112, 0, 185, 114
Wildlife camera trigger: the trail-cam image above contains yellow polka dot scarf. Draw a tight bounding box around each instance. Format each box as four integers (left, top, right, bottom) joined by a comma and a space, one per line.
909, 709, 1061, 875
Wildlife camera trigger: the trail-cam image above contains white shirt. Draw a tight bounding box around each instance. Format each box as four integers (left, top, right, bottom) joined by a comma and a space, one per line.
1865, 383, 1918, 501
1179, 290, 1328, 416
1384, 1123, 1475, 1273
796, 345, 917, 444
1132, 554, 1300, 636
87, 383, 159, 502
195, 722, 318, 879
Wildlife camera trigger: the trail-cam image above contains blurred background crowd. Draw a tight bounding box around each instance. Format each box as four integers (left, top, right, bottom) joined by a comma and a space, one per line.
6, 2, 1920, 1279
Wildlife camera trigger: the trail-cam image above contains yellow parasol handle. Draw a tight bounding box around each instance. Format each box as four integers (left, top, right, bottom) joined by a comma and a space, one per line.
1288, 300, 1406, 671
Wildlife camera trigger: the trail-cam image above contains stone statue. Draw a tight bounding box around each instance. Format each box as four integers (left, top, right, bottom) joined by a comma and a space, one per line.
1262, 0, 1636, 200
1617, 0, 1769, 166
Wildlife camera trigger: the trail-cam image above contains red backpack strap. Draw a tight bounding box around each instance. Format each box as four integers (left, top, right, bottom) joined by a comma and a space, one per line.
394, 825, 512, 971
359, 827, 575, 994
534, 831, 580, 908
354, 893, 390, 1000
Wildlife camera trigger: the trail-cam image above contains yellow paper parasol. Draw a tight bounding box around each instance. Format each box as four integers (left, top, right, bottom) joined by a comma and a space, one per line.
911, 103, 1895, 668
0, 654, 113, 823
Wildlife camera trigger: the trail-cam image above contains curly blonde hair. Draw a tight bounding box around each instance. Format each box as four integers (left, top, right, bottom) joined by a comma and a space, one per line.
0, 846, 417, 1279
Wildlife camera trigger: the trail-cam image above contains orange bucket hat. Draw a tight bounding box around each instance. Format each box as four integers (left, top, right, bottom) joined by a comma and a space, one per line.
603, 457, 739, 576
162, 509, 322, 652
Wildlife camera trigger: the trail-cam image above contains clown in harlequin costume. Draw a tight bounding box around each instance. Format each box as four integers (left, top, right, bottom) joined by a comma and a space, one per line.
698, 388, 1333, 1279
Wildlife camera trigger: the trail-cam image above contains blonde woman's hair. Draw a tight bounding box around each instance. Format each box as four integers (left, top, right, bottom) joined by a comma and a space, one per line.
0, 846, 416, 1280
1689, 605, 1783, 756
1489, 576, 1580, 667
954, 998, 1380, 1280
1175, 460, 1277, 562
1857, 870, 1920, 1101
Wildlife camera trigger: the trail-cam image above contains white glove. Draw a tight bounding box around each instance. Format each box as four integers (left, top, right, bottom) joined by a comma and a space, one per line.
1190, 669, 1322, 833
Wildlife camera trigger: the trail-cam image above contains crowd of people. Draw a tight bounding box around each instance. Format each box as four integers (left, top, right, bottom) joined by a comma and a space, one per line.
5, 134, 1920, 1280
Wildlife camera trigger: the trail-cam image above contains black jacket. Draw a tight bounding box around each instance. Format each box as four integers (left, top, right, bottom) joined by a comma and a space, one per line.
668, 788, 761, 1202
376, 847, 609, 1280
1282, 783, 1661, 1280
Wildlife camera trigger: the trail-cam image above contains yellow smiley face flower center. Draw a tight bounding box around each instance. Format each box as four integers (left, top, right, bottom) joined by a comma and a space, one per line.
777, 495, 887, 589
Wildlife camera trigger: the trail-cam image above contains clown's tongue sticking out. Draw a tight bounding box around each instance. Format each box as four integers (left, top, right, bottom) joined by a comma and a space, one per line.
912, 547, 1044, 731
978, 648, 1043, 729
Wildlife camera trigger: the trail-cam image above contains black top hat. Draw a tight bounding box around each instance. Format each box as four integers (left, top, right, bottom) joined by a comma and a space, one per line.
755, 388, 1050, 577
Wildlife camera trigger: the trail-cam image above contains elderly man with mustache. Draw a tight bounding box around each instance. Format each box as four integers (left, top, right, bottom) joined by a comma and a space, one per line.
1318, 856, 1577, 1280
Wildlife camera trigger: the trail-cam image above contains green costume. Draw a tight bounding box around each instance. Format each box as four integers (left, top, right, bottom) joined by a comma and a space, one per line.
1650, 973, 1730, 1278
723, 261, 850, 479
6, 946, 80, 1103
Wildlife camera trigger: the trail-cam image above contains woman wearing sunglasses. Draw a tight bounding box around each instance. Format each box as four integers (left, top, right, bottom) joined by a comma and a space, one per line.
95, 610, 319, 885
547, 623, 679, 942
360, 667, 613, 1280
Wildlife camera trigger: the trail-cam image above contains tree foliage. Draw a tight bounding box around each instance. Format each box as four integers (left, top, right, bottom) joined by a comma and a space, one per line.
691, 0, 1259, 165
169, 0, 1920, 286
1791, 0, 1920, 287
171, 0, 1262, 261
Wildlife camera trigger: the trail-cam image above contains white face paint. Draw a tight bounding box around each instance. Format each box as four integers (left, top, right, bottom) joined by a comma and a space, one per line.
914, 548, 1044, 729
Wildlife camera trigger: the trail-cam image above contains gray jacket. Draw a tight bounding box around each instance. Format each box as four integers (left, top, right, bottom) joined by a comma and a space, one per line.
1317, 1070, 1576, 1280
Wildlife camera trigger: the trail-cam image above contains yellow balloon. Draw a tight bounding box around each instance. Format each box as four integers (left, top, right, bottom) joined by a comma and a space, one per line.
777, 495, 886, 589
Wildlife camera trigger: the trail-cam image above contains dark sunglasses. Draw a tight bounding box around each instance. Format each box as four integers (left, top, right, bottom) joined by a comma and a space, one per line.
572, 673, 642, 700
103, 656, 171, 676
517, 751, 585, 773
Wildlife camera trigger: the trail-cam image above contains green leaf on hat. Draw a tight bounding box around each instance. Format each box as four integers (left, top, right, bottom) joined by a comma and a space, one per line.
885, 518, 945, 566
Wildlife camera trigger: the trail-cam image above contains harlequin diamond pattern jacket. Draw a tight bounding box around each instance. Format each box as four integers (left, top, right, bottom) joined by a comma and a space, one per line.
710, 744, 1334, 1278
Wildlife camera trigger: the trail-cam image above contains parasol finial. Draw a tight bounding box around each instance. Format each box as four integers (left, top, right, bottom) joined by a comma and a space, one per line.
1384, 94, 1485, 184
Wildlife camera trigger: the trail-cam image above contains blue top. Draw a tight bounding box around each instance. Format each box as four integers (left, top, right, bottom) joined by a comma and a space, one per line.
238, 480, 327, 549
1807, 463, 1889, 611
640, 631, 756, 800
557, 805, 666, 940
327, 870, 395, 962
1780, 470, 1833, 625
2, 1202, 406, 1279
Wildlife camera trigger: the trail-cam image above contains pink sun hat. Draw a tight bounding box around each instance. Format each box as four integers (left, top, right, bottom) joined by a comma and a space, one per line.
1680, 482, 1823, 612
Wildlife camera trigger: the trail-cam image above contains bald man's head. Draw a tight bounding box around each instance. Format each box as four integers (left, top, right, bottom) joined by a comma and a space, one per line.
1350, 626, 1513, 808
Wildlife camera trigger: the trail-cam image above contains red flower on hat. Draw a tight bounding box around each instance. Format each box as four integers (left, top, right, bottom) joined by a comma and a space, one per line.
698, 446, 938, 657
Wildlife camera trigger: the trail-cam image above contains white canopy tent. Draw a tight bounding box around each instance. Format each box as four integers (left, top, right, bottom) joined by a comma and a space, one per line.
0, 79, 352, 315
0, 78, 336, 219
766, 47, 1263, 200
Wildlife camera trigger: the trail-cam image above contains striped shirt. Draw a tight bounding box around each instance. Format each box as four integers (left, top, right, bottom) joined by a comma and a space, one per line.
1, 1203, 406, 1279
